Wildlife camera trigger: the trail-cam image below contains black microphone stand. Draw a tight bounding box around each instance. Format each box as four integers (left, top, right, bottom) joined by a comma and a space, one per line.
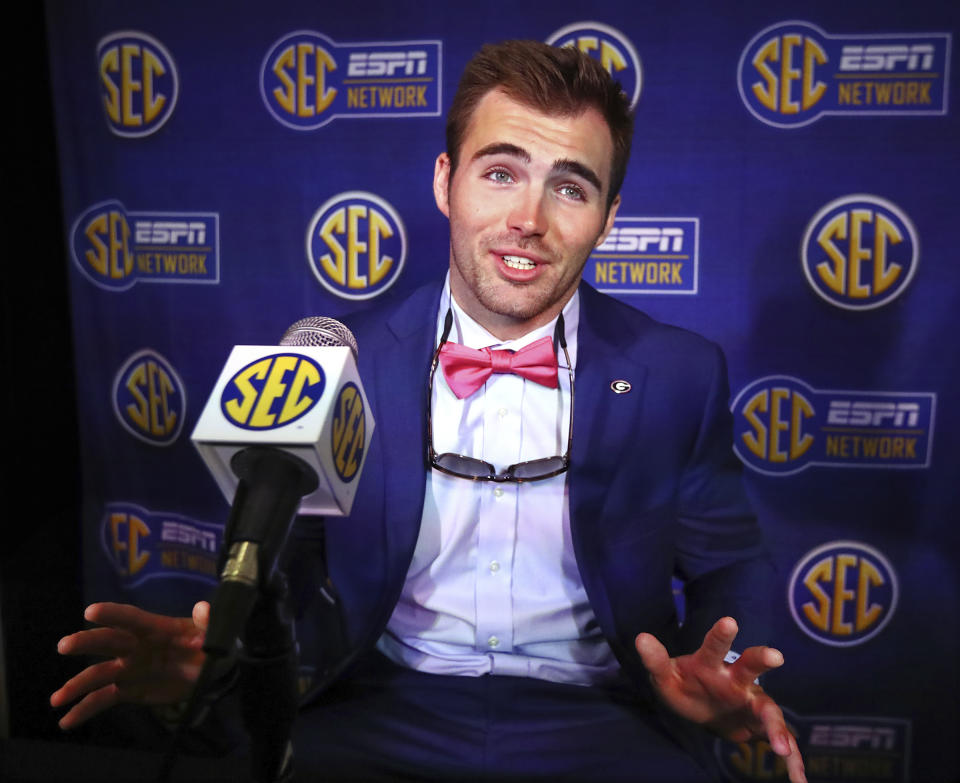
160, 448, 315, 783
237, 571, 299, 783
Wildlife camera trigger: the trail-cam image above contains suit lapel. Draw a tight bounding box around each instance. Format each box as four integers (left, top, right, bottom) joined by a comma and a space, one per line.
570, 284, 650, 516
366, 283, 442, 599
567, 285, 652, 653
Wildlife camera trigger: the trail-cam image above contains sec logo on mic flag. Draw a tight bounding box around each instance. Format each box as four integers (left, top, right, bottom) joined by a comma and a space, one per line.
331, 382, 365, 482
220, 354, 326, 430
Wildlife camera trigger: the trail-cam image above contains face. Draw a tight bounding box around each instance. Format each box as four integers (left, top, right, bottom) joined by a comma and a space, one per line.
434, 89, 620, 340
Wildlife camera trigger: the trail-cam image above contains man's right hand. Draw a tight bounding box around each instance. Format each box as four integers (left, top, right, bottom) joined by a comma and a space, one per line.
50, 601, 210, 730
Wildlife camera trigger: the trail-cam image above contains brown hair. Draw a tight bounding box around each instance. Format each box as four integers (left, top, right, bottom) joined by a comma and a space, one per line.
446, 40, 634, 210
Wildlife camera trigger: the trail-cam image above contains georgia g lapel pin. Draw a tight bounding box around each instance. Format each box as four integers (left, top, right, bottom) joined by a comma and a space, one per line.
610, 379, 632, 394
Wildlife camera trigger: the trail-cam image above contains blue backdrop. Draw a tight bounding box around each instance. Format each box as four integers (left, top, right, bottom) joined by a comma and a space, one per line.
45, 1, 959, 781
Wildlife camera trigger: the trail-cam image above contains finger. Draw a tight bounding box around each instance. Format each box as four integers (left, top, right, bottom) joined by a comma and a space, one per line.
57, 627, 138, 658
634, 632, 672, 679
192, 601, 211, 633
57, 684, 121, 731
85, 603, 196, 639
757, 697, 794, 758
694, 616, 738, 666
728, 645, 784, 687
51, 659, 124, 708
784, 734, 807, 783
715, 697, 784, 748
759, 709, 807, 783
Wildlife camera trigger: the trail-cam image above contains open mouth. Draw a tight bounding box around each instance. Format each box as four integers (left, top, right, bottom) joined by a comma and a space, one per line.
501, 254, 536, 271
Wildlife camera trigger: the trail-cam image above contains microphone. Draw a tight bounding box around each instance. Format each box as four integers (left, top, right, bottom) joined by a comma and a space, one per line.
183, 317, 374, 783
280, 315, 359, 355
191, 315, 374, 654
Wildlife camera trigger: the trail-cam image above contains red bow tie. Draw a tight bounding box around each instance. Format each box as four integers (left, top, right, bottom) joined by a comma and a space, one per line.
438, 337, 559, 399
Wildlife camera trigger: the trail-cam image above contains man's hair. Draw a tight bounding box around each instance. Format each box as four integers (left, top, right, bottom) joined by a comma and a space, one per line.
446, 40, 634, 210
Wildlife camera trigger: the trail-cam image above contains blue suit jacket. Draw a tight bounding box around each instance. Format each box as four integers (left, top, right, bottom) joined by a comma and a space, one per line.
289, 279, 772, 701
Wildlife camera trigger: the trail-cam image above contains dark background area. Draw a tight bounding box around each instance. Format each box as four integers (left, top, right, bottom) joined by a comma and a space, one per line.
2, 2, 85, 744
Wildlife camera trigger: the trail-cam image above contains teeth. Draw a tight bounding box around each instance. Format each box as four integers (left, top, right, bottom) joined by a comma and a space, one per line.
502, 255, 535, 270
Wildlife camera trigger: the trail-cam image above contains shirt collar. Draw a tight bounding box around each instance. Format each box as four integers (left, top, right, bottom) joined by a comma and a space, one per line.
437, 272, 579, 368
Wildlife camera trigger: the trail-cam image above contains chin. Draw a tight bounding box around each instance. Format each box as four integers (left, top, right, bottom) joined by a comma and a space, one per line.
480, 291, 552, 323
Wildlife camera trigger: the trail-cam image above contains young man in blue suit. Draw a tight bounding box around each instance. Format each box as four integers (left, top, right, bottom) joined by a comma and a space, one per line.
54, 40, 806, 783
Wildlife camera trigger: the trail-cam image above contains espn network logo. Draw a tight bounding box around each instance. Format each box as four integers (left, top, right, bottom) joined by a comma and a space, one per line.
810, 724, 898, 750
827, 401, 920, 427
839, 44, 935, 71
597, 226, 684, 253
134, 220, 207, 245
731, 376, 935, 475
102, 503, 222, 586
260, 31, 441, 130
71, 201, 220, 291
588, 217, 699, 295
347, 51, 428, 77
738, 21, 950, 127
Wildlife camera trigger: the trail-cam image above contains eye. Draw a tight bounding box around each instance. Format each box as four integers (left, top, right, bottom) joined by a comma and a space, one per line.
484, 167, 514, 184
557, 183, 587, 201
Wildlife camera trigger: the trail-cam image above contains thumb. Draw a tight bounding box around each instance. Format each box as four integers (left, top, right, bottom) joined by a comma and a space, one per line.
193, 600, 211, 632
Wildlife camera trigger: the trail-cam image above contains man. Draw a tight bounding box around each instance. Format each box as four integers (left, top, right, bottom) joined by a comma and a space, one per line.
53, 40, 806, 782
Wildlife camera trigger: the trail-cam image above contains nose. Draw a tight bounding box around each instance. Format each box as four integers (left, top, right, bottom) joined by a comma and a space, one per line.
507, 185, 547, 237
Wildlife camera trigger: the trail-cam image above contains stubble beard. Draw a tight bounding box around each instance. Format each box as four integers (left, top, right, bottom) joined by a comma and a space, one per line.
452, 236, 584, 325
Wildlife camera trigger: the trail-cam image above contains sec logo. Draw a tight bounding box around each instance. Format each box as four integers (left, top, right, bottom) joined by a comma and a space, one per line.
546, 22, 642, 109
261, 30, 338, 130
732, 375, 816, 476
715, 710, 800, 781
331, 383, 365, 482
97, 31, 178, 137
306, 191, 406, 300
802, 194, 918, 310
220, 354, 325, 430
788, 540, 898, 646
71, 200, 136, 290
113, 349, 186, 446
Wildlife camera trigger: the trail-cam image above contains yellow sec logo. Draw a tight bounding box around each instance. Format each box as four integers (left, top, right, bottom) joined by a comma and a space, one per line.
104, 507, 151, 578
331, 382, 365, 482
306, 191, 407, 300
71, 200, 135, 290
546, 22, 642, 109
715, 712, 800, 782
788, 540, 898, 646
113, 349, 186, 445
220, 354, 325, 430
802, 194, 919, 310
97, 31, 178, 137
261, 30, 338, 130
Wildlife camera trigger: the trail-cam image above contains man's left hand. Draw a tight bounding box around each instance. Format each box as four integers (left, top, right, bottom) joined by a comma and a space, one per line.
635, 616, 806, 783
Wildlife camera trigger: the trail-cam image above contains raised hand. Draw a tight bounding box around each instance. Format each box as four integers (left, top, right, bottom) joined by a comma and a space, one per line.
635, 616, 806, 783
51, 601, 209, 730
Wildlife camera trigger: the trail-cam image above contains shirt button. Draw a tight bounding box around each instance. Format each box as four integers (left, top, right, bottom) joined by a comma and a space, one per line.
493, 488, 504, 498
498, 407, 508, 418
489, 560, 500, 573
487, 635, 500, 648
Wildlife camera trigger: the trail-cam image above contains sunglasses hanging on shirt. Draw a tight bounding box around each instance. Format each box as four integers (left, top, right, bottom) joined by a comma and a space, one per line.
426, 308, 573, 483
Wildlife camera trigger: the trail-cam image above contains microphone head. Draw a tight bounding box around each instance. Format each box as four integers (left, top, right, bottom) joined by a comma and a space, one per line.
280, 317, 359, 361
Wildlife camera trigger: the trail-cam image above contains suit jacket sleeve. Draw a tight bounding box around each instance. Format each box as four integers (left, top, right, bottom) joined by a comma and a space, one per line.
671, 341, 773, 656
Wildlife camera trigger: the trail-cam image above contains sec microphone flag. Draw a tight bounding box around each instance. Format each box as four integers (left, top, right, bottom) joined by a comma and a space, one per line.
191, 342, 375, 516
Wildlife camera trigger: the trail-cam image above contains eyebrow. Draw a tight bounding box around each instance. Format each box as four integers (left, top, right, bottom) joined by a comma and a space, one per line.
472, 142, 603, 194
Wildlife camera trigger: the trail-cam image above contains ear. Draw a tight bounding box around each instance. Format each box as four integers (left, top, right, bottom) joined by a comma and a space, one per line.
433, 152, 451, 218
595, 194, 621, 248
